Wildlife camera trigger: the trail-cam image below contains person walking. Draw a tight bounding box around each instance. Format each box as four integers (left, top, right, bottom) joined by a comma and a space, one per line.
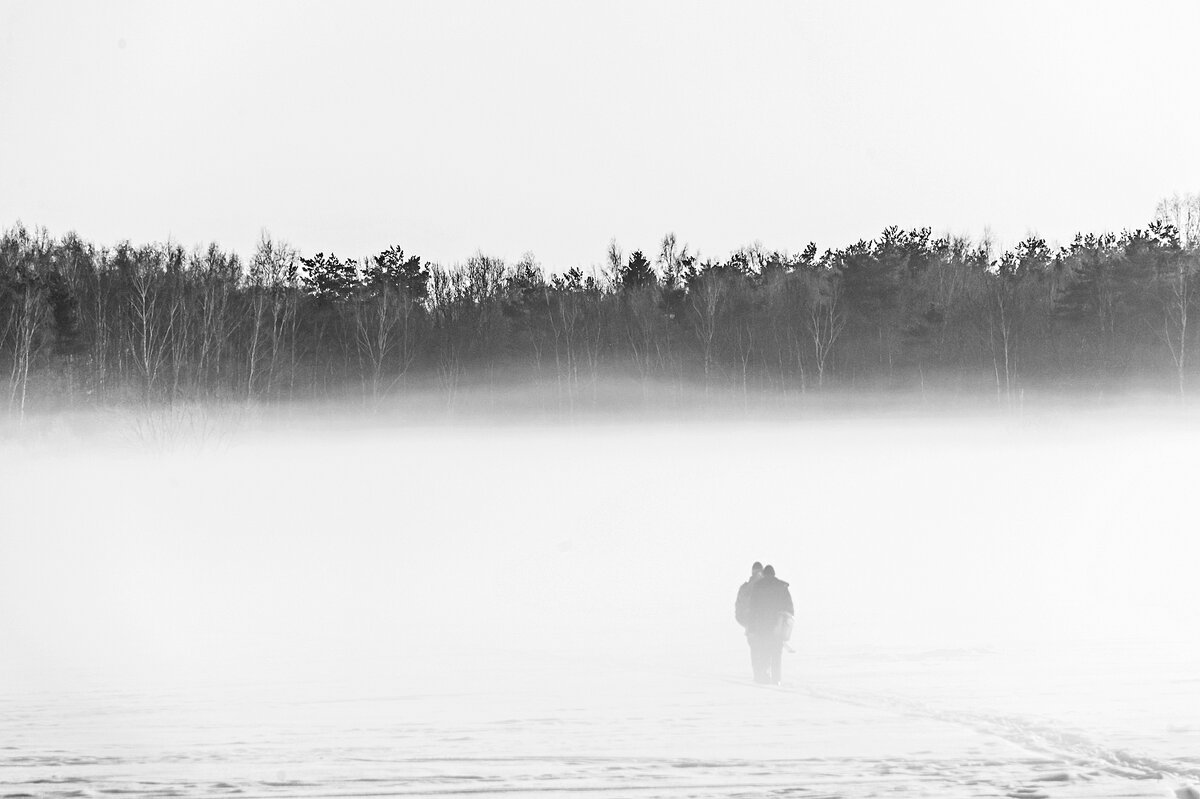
745, 564, 793, 685
734, 562, 765, 680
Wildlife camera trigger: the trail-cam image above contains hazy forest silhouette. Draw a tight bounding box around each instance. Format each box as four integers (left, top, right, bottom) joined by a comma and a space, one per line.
3, 195, 1199, 419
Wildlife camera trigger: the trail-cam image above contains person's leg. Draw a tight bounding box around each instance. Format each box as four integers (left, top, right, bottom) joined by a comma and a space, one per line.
769, 639, 783, 685
749, 634, 769, 683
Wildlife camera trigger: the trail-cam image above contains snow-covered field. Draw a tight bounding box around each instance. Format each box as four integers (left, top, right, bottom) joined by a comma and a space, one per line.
2, 408, 1198, 798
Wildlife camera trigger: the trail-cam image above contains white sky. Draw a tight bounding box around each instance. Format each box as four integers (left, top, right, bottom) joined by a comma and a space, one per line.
3, 1, 1200, 269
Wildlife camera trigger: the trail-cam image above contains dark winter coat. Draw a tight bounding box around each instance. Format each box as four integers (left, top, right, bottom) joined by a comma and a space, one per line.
745, 575, 794, 636
734, 576, 760, 628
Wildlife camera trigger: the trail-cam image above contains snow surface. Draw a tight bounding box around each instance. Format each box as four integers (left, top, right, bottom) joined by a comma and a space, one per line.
2, 409, 1198, 798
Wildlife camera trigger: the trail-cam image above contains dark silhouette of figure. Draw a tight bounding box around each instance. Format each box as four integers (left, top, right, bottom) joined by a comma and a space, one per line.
734, 561, 763, 628
734, 561, 765, 680
745, 564, 794, 685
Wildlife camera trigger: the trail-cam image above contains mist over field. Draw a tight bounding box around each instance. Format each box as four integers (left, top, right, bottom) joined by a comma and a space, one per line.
2, 397, 1198, 798
7, 401, 1199, 674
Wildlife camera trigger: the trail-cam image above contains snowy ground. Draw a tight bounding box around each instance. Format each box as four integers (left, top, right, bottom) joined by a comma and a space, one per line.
2, 408, 1198, 798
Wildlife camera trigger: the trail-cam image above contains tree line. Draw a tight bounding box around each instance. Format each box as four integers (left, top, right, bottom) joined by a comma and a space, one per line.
3, 196, 1199, 417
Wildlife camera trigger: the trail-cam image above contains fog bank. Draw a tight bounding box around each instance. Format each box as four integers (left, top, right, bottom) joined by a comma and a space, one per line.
3, 405, 1197, 693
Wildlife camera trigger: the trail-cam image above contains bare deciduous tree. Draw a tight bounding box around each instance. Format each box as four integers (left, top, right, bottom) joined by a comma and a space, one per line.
799, 263, 846, 388
125, 246, 177, 399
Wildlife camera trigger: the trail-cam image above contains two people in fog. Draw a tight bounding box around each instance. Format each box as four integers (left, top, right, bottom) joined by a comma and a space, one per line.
735, 562, 794, 685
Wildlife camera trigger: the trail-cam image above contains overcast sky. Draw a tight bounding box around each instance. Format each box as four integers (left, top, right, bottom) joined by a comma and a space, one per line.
3, 1, 1199, 270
